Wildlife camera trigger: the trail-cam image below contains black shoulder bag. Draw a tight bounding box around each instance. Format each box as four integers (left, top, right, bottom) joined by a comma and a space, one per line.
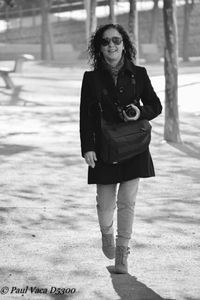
94, 72, 152, 164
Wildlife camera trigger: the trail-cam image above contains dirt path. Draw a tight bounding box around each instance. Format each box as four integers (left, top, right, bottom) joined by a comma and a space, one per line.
0, 61, 199, 300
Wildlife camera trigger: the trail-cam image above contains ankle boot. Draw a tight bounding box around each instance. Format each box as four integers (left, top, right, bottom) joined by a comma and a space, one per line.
102, 233, 115, 259
115, 246, 130, 274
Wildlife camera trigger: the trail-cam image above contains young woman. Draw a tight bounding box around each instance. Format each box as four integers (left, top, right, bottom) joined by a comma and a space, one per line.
80, 24, 162, 274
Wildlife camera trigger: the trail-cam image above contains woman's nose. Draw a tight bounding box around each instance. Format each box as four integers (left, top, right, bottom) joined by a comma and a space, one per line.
108, 41, 116, 47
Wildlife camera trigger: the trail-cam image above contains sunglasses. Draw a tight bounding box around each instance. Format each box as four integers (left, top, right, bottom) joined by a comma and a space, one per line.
101, 36, 123, 46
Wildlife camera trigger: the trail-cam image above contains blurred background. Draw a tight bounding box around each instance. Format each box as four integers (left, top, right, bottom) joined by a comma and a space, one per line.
0, 0, 200, 63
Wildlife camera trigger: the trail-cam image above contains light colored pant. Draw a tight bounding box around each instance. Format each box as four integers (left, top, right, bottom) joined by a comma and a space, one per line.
96, 178, 139, 247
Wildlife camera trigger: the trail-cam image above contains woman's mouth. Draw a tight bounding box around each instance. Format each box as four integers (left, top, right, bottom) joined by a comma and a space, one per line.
108, 49, 117, 53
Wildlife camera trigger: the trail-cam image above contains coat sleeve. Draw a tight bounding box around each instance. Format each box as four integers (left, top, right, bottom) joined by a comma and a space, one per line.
139, 68, 162, 121
79, 71, 96, 157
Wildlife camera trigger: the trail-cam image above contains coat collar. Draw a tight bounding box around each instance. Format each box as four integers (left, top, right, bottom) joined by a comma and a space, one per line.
98, 57, 135, 76
121, 58, 136, 75
95, 58, 136, 103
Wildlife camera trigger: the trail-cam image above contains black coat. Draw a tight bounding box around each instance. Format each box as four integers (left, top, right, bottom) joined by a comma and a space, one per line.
80, 59, 162, 184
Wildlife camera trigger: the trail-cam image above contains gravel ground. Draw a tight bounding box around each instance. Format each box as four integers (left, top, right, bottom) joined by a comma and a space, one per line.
0, 60, 200, 300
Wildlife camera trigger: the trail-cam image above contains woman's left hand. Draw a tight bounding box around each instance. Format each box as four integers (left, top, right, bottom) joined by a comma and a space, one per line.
123, 104, 141, 121
84, 151, 97, 168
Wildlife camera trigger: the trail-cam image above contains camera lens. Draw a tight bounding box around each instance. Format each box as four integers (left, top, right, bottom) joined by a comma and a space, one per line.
125, 106, 136, 117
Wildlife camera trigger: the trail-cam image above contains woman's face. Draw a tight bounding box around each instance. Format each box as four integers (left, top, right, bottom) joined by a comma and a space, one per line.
100, 28, 124, 65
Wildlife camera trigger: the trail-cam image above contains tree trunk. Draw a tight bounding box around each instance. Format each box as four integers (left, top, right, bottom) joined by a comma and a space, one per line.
163, 0, 181, 143
109, 0, 116, 24
41, 0, 49, 60
41, 0, 54, 60
47, 18, 55, 59
128, 0, 139, 64
90, 0, 97, 34
84, 0, 91, 43
47, 0, 55, 60
32, 4, 36, 28
19, 5, 23, 35
149, 0, 159, 43
182, 0, 194, 61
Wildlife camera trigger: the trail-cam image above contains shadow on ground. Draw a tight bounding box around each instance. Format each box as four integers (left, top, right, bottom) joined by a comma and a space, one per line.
169, 141, 200, 160
106, 266, 175, 300
0, 143, 37, 156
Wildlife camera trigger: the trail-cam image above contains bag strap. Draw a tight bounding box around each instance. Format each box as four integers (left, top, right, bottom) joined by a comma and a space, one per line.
93, 71, 106, 114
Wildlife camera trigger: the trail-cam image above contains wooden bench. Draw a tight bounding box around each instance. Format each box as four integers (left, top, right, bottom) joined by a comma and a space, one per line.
0, 67, 15, 89
0, 54, 34, 89
141, 43, 160, 63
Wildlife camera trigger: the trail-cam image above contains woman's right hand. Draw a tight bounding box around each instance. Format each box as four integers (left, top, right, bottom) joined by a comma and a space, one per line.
84, 151, 97, 168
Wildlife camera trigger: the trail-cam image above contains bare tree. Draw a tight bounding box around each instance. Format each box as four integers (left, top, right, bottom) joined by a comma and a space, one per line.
163, 0, 181, 143
41, 0, 49, 60
182, 0, 194, 61
109, 0, 116, 24
128, 0, 139, 64
84, 0, 91, 42
149, 0, 159, 43
84, 0, 97, 45
90, 0, 97, 34
40, 0, 54, 60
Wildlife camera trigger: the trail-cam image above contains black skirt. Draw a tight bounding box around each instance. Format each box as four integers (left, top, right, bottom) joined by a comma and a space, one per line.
88, 148, 155, 185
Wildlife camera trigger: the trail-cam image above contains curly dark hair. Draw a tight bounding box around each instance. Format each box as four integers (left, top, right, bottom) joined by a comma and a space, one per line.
87, 23, 137, 69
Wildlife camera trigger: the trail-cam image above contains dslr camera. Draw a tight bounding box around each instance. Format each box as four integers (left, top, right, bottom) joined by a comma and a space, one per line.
123, 104, 137, 118
117, 103, 140, 121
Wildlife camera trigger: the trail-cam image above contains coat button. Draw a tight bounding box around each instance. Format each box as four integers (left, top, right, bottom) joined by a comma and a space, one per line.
131, 74, 135, 84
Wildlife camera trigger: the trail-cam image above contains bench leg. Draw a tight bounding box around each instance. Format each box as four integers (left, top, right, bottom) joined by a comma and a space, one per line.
1, 73, 15, 89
